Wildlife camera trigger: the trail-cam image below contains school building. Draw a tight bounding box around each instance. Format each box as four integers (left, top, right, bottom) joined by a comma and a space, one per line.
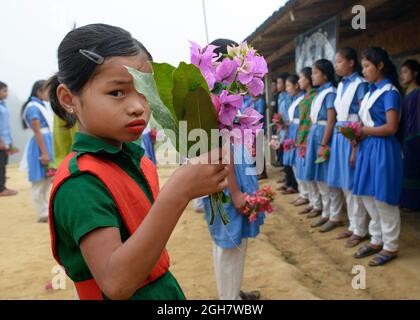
246, 0, 420, 162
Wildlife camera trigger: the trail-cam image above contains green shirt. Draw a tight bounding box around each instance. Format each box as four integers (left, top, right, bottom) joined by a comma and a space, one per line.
53, 133, 185, 300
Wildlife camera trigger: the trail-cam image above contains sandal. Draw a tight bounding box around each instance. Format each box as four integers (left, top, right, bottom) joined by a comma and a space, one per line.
282, 188, 298, 195
354, 244, 382, 259
293, 198, 310, 207
368, 252, 397, 267
0, 189, 18, 197
277, 185, 288, 191
306, 209, 322, 219
319, 220, 344, 233
298, 206, 313, 215
311, 217, 328, 228
336, 230, 353, 240
345, 235, 368, 248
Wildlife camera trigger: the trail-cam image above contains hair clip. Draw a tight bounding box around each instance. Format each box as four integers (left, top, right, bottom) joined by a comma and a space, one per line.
78, 49, 104, 65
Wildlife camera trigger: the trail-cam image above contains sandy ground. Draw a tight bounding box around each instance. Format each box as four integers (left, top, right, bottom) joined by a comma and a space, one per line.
1, 162, 420, 300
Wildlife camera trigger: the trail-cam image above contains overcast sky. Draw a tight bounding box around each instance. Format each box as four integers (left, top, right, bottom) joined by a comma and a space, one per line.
0, 0, 285, 100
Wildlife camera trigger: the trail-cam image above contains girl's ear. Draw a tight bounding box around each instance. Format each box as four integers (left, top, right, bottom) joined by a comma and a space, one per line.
377, 61, 385, 72
57, 84, 77, 114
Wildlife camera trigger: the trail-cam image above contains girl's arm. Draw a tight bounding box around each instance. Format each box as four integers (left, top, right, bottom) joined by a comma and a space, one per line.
80, 160, 229, 300
321, 108, 337, 146
361, 110, 399, 138
227, 151, 246, 212
31, 119, 50, 165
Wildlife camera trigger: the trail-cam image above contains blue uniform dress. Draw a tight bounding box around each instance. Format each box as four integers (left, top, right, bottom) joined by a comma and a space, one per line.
0, 100, 12, 147
141, 133, 157, 164
283, 92, 305, 166
203, 146, 264, 249
352, 79, 403, 206
277, 92, 293, 143
24, 97, 54, 182
327, 74, 368, 190
302, 83, 336, 183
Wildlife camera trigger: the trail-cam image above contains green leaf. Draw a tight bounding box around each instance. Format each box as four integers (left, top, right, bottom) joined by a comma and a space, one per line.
172, 62, 211, 122
182, 87, 218, 153
151, 62, 177, 121
314, 156, 327, 164
126, 66, 178, 147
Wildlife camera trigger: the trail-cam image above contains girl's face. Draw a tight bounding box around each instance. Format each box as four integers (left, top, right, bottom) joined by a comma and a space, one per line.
0, 87, 8, 100
400, 66, 415, 87
335, 53, 354, 77
362, 58, 383, 83
70, 54, 152, 147
37, 87, 49, 101
311, 66, 327, 87
298, 72, 310, 91
276, 78, 285, 92
286, 80, 299, 96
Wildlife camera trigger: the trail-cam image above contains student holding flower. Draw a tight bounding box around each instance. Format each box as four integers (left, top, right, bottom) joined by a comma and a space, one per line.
48, 24, 229, 300
302, 60, 339, 231
326, 48, 369, 242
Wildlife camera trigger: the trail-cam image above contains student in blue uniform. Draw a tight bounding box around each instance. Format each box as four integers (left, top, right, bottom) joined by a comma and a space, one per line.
326, 48, 369, 243
280, 75, 304, 195
302, 60, 338, 230
352, 47, 403, 267
202, 38, 263, 301
20, 80, 54, 223
0, 81, 18, 197
275, 72, 290, 168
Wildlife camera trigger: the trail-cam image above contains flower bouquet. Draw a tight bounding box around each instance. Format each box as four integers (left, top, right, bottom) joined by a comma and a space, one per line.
337, 122, 362, 143
314, 145, 331, 164
127, 41, 267, 225
45, 163, 57, 178
282, 138, 295, 152
241, 186, 276, 222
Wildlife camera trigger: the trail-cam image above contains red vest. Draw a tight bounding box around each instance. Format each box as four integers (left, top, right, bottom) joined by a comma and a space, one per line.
48, 151, 170, 300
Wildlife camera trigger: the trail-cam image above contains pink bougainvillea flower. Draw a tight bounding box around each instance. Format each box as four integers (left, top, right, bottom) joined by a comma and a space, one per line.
217, 90, 243, 126
236, 107, 263, 127
215, 58, 240, 84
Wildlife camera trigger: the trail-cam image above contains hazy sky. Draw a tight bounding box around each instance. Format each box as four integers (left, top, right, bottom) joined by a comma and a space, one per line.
0, 0, 285, 100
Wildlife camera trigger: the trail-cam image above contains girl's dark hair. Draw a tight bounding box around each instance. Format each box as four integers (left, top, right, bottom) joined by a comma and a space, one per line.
210, 38, 239, 61
362, 47, 402, 93
277, 72, 290, 82
0, 81, 7, 90
313, 59, 337, 87
300, 67, 314, 88
20, 80, 46, 129
48, 23, 152, 128
402, 59, 420, 85
286, 74, 299, 85
337, 47, 362, 76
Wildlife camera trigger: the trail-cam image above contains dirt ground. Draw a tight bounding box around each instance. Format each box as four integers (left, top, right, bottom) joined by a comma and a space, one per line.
1, 163, 420, 300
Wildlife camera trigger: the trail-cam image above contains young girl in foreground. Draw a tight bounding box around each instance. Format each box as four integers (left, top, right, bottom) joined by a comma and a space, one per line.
352, 47, 403, 266
48, 24, 229, 300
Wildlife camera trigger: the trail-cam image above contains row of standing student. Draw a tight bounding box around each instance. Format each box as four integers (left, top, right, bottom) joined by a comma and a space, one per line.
276, 47, 416, 267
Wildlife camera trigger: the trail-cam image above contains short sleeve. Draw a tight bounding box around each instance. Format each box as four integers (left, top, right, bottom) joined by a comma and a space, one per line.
355, 82, 369, 102
25, 105, 42, 124
325, 92, 336, 109
53, 173, 120, 246
383, 90, 401, 112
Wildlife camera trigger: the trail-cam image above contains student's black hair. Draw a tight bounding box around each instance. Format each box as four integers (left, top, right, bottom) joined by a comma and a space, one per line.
286, 74, 299, 85
0, 81, 7, 90
210, 38, 239, 62
362, 47, 402, 93
337, 47, 362, 76
276, 72, 290, 82
20, 80, 47, 129
313, 59, 337, 87
47, 23, 152, 128
402, 59, 420, 85
300, 67, 314, 88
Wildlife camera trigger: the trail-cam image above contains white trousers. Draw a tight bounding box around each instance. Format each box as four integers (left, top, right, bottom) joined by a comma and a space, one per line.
361, 196, 400, 252
213, 239, 247, 300
31, 178, 51, 219
307, 181, 322, 210
342, 190, 368, 237
293, 166, 309, 200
